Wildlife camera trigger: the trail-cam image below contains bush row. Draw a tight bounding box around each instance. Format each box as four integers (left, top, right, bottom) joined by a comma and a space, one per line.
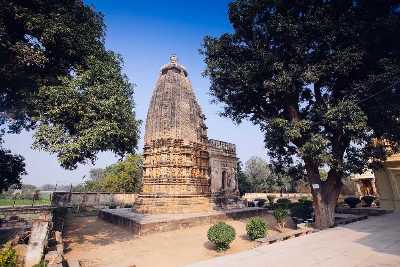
207, 211, 288, 251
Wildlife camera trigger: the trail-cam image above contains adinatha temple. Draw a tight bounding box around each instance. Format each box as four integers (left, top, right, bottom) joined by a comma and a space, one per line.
99, 56, 267, 234
136, 55, 239, 214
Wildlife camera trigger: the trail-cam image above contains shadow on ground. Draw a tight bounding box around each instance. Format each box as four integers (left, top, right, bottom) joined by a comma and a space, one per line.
341, 212, 400, 257
63, 215, 135, 250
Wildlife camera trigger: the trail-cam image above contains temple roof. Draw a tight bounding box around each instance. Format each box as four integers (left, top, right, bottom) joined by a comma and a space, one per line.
144, 55, 207, 145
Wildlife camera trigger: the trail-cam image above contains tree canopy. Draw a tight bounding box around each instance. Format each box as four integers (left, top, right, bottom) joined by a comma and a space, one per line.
240, 156, 292, 194
202, 0, 400, 228
79, 154, 143, 193
0, 0, 140, 190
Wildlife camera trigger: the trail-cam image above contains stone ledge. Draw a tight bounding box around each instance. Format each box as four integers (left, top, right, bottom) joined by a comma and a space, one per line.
98, 207, 270, 236
335, 207, 392, 216
256, 227, 315, 245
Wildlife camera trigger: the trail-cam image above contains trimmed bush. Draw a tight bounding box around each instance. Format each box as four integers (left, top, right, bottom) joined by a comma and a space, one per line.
246, 217, 268, 240
361, 195, 375, 207
344, 197, 361, 208
267, 195, 276, 205
247, 201, 256, 207
0, 244, 17, 267
276, 198, 291, 209
108, 203, 117, 209
290, 201, 313, 220
273, 208, 289, 231
207, 222, 236, 251
254, 198, 266, 207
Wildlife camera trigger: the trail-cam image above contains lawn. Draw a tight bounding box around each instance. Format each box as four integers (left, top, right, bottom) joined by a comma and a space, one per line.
0, 198, 50, 206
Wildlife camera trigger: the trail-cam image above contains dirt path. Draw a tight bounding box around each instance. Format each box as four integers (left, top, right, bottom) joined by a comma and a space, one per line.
64, 213, 287, 267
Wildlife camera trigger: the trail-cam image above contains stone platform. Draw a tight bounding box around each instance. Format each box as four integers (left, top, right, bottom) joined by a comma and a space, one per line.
98, 207, 270, 236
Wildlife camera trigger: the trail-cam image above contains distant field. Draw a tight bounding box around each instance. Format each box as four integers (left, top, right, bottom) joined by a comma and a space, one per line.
0, 198, 50, 206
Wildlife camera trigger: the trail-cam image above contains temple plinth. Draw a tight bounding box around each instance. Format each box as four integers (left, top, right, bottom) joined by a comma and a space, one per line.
135, 55, 212, 214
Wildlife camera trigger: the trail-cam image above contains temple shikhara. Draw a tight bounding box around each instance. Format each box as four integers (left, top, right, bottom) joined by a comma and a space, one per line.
135, 55, 239, 214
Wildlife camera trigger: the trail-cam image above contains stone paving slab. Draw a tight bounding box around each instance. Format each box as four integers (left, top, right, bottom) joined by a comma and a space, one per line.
187, 212, 400, 267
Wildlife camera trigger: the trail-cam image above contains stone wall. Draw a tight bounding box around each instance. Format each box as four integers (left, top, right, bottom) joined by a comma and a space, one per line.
51, 192, 137, 208
243, 193, 312, 201
0, 206, 53, 226
374, 153, 400, 211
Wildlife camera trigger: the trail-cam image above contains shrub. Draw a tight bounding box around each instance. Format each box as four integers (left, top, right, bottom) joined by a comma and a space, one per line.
247, 201, 256, 207
246, 217, 268, 240
273, 208, 288, 232
108, 203, 117, 209
290, 201, 313, 220
123, 204, 133, 208
267, 195, 276, 204
344, 197, 361, 208
254, 198, 266, 207
0, 244, 17, 267
207, 222, 236, 251
361, 195, 375, 207
276, 198, 291, 209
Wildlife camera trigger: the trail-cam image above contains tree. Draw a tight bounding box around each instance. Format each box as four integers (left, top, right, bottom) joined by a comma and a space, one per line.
244, 156, 273, 192
78, 154, 143, 193
202, 1, 400, 228
243, 156, 290, 193
0, 148, 26, 193
89, 168, 105, 181
237, 161, 251, 195
0, 0, 140, 188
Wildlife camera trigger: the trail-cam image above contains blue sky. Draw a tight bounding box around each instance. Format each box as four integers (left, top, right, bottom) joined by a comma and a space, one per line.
4, 0, 266, 186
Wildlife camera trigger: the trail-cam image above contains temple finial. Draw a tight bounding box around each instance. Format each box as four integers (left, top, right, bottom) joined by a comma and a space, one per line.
170, 54, 177, 64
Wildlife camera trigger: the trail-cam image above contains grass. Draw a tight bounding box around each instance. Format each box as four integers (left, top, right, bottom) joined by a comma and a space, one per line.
0, 198, 50, 207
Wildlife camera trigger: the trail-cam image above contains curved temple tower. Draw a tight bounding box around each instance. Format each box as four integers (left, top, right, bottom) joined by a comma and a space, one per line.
135, 55, 213, 214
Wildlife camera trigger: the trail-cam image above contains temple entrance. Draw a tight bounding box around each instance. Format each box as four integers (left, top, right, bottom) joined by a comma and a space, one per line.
221, 170, 226, 190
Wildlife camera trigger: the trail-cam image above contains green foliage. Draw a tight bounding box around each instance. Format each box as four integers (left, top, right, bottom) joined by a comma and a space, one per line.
79, 154, 143, 193
276, 198, 291, 209
344, 197, 361, 208
207, 222, 236, 251
361, 196, 376, 207
290, 200, 313, 220
0, 148, 26, 193
273, 208, 289, 223
273, 208, 289, 231
237, 161, 251, 195
0, 244, 17, 267
267, 195, 276, 204
32, 53, 140, 169
254, 198, 266, 207
243, 157, 292, 193
201, 0, 400, 228
33, 259, 47, 267
246, 217, 268, 240
0, 0, 140, 188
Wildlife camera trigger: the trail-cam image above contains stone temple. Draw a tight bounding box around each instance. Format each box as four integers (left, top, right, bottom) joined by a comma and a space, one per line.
135, 55, 239, 214
99, 56, 267, 235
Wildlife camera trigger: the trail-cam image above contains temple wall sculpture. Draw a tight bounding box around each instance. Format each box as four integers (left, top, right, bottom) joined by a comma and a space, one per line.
135, 55, 240, 214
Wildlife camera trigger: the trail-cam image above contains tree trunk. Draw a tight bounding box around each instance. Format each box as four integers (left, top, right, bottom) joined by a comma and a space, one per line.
305, 162, 343, 229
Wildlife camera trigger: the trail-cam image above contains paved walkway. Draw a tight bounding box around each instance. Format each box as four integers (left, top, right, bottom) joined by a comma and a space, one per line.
187, 212, 400, 267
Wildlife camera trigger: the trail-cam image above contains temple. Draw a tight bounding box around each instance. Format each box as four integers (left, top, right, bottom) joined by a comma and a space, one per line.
135, 55, 239, 214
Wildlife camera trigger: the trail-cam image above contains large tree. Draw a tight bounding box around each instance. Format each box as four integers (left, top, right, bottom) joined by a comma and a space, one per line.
0, 0, 140, 189
202, 0, 400, 228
